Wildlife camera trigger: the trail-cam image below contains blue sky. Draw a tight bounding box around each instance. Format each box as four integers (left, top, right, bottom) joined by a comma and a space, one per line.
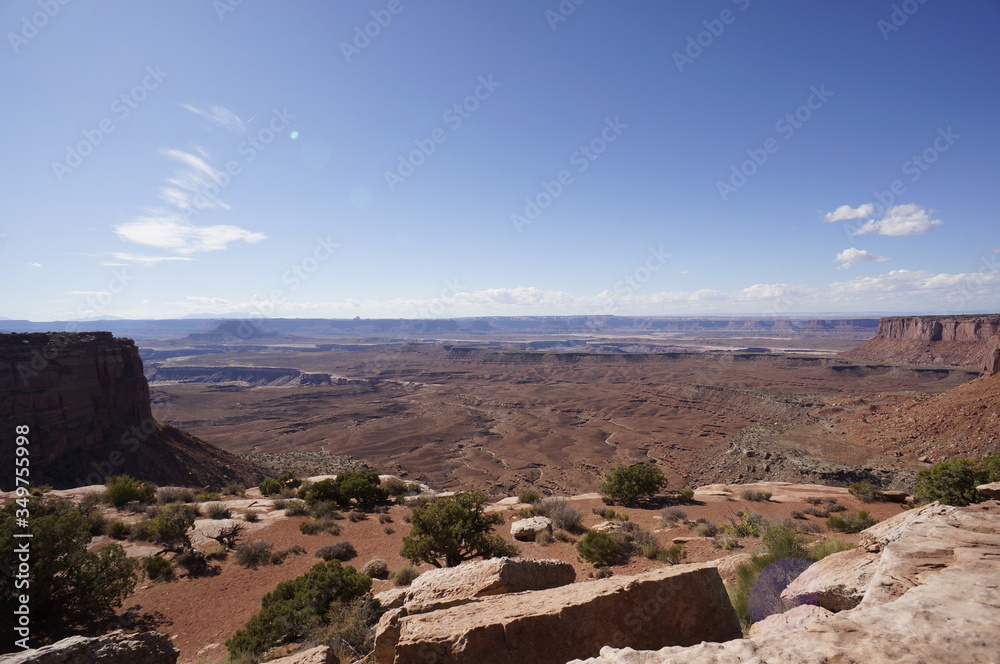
2, 0, 998, 321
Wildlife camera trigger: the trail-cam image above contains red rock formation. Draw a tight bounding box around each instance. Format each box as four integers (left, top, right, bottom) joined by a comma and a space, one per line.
0, 332, 261, 489
844, 315, 1000, 369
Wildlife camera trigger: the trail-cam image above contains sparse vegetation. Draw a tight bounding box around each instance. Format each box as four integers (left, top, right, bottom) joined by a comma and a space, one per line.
914, 456, 1000, 506
740, 489, 772, 502
599, 464, 667, 506
401, 491, 518, 568
724, 511, 769, 538
534, 497, 583, 532
691, 520, 718, 537
316, 541, 357, 562
361, 558, 389, 579
714, 534, 740, 550
660, 506, 688, 526
535, 529, 555, 546
157, 487, 196, 504
390, 565, 421, 586
105, 474, 156, 507
244, 509, 260, 523
301, 470, 389, 509
656, 543, 687, 565
234, 540, 274, 568
283, 500, 310, 517
593, 506, 629, 522
824, 498, 847, 512
576, 530, 631, 566
348, 510, 368, 522
593, 566, 613, 579
151, 503, 199, 552
226, 560, 371, 658
826, 510, 878, 533
728, 524, 815, 627
195, 491, 221, 503
805, 496, 824, 505
812, 540, 855, 559
203, 502, 231, 519
518, 490, 540, 504
848, 482, 883, 503
143, 555, 173, 581
381, 476, 408, 496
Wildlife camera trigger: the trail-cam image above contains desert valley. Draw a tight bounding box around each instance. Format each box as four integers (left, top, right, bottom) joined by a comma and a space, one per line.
2, 314, 1000, 664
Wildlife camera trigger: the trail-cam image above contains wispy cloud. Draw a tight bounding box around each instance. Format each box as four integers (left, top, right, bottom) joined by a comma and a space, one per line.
109, 251, 200, 265
158, 147, 231, 212
835, 247, 889, 269
853, 204, 942, 236
114, 213, 265, 254
823, 203, 874, 222
178, 103, 246, 133
27, 262, 42, 268
67, 290, 110, 297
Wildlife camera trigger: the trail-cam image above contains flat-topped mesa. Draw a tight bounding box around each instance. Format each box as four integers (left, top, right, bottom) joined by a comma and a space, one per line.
843, 314, 1000, 371
0, 331, 261, 489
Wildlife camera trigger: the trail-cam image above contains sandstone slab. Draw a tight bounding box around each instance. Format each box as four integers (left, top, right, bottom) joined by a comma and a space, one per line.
391, 563, 740, 664
511, 516, 553, 541
977, 482, 1000, 500
262, 645, 333, 664
3, 630, 178, 664
781, 546, 876, 612
747, 604, 832, 640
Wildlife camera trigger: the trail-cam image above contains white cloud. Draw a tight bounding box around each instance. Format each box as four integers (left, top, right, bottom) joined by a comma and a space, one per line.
113, 215, 265, 254
186, 296, 229, 304
179, 103, 246, 133
67, 290, 110, 297
835, 247, 890, 269
158, 148, 231, 212
27, 262, 42, 268
109, 251, 199, 265
853, 204, 943, 236
823, 203, 875, 223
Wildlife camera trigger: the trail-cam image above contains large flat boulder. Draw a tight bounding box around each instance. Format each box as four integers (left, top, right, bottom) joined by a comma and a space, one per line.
978, 482, 1000, 500
3, 630, 178, 664
511, 516, 553, 541
747, 604, 832, 640
781, 546, 877, 611
391, 563, 740, 664
404, 557, 575, 614
567, 501, 1000, 664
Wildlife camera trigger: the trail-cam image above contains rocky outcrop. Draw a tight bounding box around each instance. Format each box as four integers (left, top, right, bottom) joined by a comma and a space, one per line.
781, 546, 876, 612
844, 314, 1000, 369
387, 563, 740, 664
746, 604, 832, 640
261, 646, 333, 664
978, 482, 1000, 499
982, 334, 1000, 376
2, 630, 178, 663
374, 558, 577, 662
0, 332, 262, 489
511, 516, 553, 541
568, 501, 1000, 664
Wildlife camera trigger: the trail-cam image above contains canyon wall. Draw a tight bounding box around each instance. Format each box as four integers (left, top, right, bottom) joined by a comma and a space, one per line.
0, 332, 261, 489
844, 315, 1000, 373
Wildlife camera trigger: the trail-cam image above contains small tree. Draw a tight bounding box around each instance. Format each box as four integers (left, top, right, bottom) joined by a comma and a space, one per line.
401, 491, 517, 567
0, 498, 139, 638
152, 504, 199, 552
914, 458, 992, 506
105, 474, 155, 507
599, 464, 667, 506
226, 560, 371, 657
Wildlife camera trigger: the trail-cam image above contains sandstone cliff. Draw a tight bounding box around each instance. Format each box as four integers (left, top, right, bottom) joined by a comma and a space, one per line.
0, 332, 262, 489
844, 314, 1000, 370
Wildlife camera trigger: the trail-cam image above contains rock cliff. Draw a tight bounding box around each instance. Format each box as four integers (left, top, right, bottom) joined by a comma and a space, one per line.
844, 314, 1000, 371
0, 332, 262, 489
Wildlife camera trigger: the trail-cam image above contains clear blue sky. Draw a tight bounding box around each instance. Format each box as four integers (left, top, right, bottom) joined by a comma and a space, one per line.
2, 0, 998, 321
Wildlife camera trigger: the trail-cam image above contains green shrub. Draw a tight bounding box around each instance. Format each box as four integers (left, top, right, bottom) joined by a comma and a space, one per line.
258, 477, 283, 496
518, 490, 539, 504
812, 540, 855, 559
205, 545, 228, 561
379, 513, 393, 524
401, 491, 517, 567
803, 506, 829, 518
728, 525, 814, 627
157, 487, 196, 504
348, 510, 368, 522
825, 498, 847, 512
576, 530, 631, 566
381, 477, 408, 496
740, 489, 772, 502
299, 520, 322, 535
679, 487, 696, 504
105, 475, 156, 507
660, 506, 687, 526
848, 482, 883, 503
725, 511, 768, 538
826, 510, 878, 533
234, 540, 273, 568
243, 509, 259, 523
203, 502, 230, 519
714, 534, 740, 550
151, 504, 198, 552
593, 566, 613, 579
390, 565, 421, 586
692, 521, 718, 537
314, 598, 381, 661
534, 497, 583, 532
195, 491, 221, 503
805, 496, 824, 505
223, 483, 245, 497
316, 541, 357, 562
226, 560, 371, 657
144, 555, 173, 581
536, 529, 555, 546
0, 498, 139, 638
107, 519, 130, 540
283, 500, 310, 517
914, 457, 1000, 506
174, 549, 209, 576
361, 558, 389, 579
656, 543, 687, 565
553, 529, 575, 543
599, 464, 667, 506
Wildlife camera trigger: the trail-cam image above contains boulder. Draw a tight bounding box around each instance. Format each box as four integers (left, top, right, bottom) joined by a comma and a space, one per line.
567, 501, 1000, 664
858, 501, 958, 552
511, 516, 553, 541
977, 483, 1000, 500
591, 520, 625, 533
390, 563, 740, 664
262, 646, 333, 664
3, 630, 178, 664
374, 557, 577, 662
781, 546, 877, 612
747, 604, 832, 640
879, 490, 909, 503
